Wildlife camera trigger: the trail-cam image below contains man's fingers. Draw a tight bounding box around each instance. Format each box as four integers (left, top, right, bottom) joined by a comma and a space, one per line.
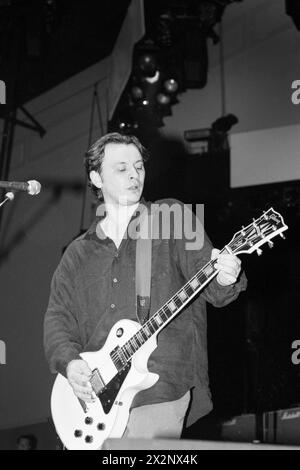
214, 262, 240, 278
69, 382, 97, 402
70, 382, 93, 395
67, 360, 92, 383
216, 254, 241, 266
75, 392, 95, 403
211, 250, 241, 268
212, 250, 241, 279
220, 273, 236, 283
78, 361, 93, 376
211, 248, 220, 260
66, 359, 96, 402
214, 251, 242, 286
69, 373, 92, 387
67, 359, 92, 376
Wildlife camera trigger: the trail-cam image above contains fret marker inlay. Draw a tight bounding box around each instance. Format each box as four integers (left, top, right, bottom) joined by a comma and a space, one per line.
203, 265, 213, 276
179, 291, 187, 301
190, 279, 199, 290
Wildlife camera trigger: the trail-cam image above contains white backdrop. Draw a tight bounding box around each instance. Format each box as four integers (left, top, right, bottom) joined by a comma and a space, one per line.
230, 124, 300, 188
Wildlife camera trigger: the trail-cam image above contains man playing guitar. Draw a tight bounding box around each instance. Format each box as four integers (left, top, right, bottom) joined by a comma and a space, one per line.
44, 132, 246, 446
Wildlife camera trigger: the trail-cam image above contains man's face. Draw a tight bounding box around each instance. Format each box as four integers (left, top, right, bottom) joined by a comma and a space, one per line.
92, 143, 145, 206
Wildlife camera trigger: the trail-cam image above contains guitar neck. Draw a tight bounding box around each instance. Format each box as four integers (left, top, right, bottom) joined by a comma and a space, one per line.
118, 246, 230, 363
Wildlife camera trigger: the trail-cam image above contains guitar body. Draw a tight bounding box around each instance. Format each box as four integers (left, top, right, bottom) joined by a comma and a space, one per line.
51, 319, 159, 450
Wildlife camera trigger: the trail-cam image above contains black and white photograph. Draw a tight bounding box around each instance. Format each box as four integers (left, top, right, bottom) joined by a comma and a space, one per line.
0, 0, 299, 452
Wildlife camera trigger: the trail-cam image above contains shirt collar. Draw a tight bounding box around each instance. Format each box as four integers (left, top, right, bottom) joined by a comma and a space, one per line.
83, 197, 151, 241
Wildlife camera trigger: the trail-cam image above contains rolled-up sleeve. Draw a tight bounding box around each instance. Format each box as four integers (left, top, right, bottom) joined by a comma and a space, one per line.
200, 271, 247, 307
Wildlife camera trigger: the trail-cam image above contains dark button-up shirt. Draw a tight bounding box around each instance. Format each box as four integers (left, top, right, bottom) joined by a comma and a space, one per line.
44, 199, 247, 426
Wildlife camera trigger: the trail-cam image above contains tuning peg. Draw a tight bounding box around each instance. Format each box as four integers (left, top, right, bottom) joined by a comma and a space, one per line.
280, 233, 286, 240
268, 241, 274, 249
256, 248, 263, 256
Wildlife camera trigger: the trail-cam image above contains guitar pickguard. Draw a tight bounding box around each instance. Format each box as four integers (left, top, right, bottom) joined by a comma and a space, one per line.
98, 362, 131, 414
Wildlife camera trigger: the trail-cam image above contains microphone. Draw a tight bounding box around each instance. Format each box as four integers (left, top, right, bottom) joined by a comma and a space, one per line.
0, 180, 41, 195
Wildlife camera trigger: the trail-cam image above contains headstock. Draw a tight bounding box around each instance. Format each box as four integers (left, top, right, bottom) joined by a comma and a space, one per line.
227, 208, 288, 256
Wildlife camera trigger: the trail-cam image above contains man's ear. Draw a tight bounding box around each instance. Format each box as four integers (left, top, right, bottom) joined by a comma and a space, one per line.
89, 170, 102, 188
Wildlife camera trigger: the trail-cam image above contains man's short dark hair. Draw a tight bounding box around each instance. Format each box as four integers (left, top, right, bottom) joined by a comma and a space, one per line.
84, 132, 149, 200
17, 434, 38, 450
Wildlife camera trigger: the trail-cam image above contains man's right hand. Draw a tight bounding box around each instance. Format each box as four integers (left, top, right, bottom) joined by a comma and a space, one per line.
66, 359, 96, 403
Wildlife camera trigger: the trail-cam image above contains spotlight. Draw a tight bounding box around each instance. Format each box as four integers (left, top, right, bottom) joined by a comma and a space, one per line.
144, 70, 160, 84
156, 93, 171, 106
130, 86, 144, 102
118, 121, 127, 130
116, 119, 136, 135
138, 53, 158, 78
164, 78, 178, 94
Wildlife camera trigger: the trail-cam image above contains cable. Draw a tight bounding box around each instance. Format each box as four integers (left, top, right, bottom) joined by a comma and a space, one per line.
219, 19, 226, 117
79, 84, 105, 231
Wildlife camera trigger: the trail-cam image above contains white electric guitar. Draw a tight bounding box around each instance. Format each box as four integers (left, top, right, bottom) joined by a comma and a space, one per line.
51, 208, 287, 450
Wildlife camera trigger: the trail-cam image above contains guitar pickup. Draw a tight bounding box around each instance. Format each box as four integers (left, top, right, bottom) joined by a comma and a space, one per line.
90, 369, 105, 395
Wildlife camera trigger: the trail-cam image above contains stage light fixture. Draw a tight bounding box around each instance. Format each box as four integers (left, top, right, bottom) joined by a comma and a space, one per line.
130, 85, 144, 102
164, 78, 178, 94
156, 93, 171, 106
144, 70, 160, 84
138, 53, 158, 78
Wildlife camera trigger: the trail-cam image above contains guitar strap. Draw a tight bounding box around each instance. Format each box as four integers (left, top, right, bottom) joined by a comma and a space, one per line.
135, 205, 154, 325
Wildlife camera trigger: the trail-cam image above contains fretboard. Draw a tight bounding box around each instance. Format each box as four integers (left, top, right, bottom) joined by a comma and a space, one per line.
112, 247, 230, 367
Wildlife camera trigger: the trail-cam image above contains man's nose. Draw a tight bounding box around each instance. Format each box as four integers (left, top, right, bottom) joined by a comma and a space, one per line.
129, 166, 139, 178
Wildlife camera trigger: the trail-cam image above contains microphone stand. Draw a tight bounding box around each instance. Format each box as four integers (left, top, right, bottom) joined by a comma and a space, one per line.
0, 192, 15, 208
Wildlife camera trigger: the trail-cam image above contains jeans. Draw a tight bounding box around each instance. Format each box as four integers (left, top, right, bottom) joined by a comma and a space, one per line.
124, 391, 191, 439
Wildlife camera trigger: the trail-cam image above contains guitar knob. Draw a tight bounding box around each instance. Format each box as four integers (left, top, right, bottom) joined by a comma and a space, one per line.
74, 429, 83, 438
85, 435, 93, 443
85, 416, 93, 425
97, 423, 106, 431
256, 248, 263, 256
